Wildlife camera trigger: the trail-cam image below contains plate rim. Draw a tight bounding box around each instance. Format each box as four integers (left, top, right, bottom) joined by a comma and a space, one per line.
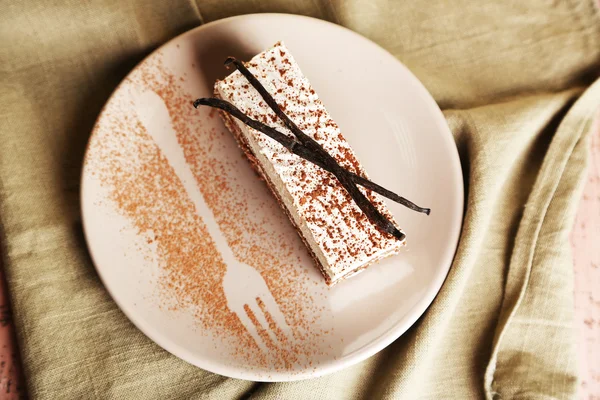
80, 12, 464, 382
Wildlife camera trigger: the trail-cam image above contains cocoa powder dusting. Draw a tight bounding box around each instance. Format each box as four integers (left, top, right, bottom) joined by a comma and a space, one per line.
87, 52, 332, 372
215, 44, 404, 275
88, 114, 265, 364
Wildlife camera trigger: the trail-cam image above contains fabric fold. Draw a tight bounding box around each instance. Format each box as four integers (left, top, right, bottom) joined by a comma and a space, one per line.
485, 79, 600, 400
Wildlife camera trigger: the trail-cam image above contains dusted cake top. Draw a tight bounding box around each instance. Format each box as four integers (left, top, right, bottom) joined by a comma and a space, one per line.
216, 42, 404, 280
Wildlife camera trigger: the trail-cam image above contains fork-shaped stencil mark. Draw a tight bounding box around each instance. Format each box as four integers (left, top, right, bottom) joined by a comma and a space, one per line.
138, 89, 292, 352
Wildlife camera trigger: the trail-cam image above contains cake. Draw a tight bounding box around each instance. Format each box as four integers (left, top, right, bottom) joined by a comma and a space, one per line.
213, 42, 405, 286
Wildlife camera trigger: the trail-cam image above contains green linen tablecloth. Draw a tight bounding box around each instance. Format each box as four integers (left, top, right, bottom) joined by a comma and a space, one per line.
1, 1, 599, 398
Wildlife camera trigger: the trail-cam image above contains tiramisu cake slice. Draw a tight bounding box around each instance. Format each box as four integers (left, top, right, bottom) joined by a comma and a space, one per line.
213, 42, 405, 286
